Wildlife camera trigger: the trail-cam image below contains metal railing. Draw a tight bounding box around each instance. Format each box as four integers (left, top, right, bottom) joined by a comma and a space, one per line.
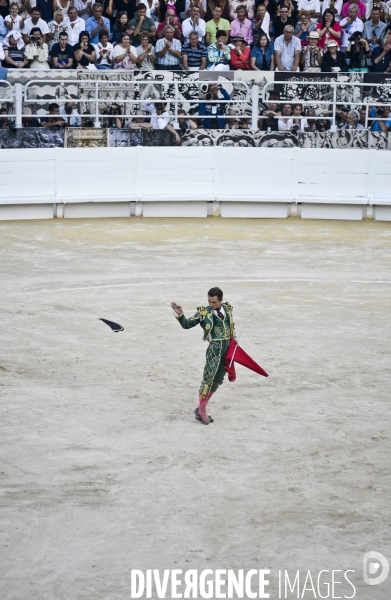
20, 78, 251, 128
261, 80, 391, 130
1, 77, 391, 131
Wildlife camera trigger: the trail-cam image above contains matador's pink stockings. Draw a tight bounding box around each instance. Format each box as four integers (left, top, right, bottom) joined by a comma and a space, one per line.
198, 392, 214, 423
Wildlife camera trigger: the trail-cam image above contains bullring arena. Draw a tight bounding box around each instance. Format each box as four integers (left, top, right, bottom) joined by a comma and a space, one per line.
1, 63, 391, 600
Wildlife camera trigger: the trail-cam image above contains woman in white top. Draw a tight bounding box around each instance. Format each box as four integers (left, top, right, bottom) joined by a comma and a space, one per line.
5, 3, 25, 33
94, 29, 113, 68
112, 32, 138, 69
24, 26, 50, 69
52, 0, 71, 18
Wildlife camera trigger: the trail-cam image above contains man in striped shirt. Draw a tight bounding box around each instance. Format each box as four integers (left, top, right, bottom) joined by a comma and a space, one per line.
182, 30, 207, 69
155, 24, 183, 70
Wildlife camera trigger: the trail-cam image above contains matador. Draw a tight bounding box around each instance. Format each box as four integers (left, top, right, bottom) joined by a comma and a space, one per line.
171, 286, 237, 425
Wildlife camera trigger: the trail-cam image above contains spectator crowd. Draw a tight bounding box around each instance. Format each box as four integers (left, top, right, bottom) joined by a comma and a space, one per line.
0, 0, 390, 73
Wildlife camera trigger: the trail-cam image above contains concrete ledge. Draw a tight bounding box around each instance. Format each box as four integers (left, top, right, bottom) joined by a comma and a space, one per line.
373, 205, 391, 221
220, 202, 289, 218
0, 203, 54, 220
300, 203, 364, 221
142, 201, 207, 218
63, 202, 131, 219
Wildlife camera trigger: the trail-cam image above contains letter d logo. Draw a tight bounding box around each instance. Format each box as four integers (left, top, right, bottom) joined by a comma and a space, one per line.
363, 552, 389, 586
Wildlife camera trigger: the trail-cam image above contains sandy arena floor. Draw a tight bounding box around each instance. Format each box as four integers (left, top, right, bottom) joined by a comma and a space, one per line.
1, 217, 390, 600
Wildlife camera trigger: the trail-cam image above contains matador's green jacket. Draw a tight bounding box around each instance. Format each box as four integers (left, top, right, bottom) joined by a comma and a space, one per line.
176, 303, 236, 397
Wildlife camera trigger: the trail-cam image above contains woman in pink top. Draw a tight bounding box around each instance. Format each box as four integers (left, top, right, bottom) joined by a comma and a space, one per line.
316, 8, 342, 48
341, 0, 366, 19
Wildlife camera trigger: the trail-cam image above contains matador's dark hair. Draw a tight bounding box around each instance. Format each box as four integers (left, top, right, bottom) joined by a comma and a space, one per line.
208, 287, 223, 300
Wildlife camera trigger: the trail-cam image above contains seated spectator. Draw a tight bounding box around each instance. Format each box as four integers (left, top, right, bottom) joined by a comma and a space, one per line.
369, 103, 391, 131
230, 0, 255, 20
259, 95, 281, 130
136, 30, 156, 70
301, 30, 322, 70
182, 5, 206, 43
0, 18, 5, 45
155, 24, 182, 70
341, 0, 366, 20
274, 24, 301, 70
159, 0, 181, 20
297, 0, 321, 23
343, 109, 365, 129
177, 108, 198, 131
22, 9, 49, 44
230, 5, 253, 45
250, 31, 274, 69
74, 0, 94, 23
321, 0, 343, 22
47, 10, 68, 51
156, 9, 182, 40
65, 7, 85, 46
24, 27, 50, 68
226, 108, 239, 129
340, 5, 363, 51
205, 5, 230, 46
291, 102, 308, 131
143, 98, 181, 143
94, 29, 113, 68
263, 0, 278, 21
205, 0, 230, 20
358, 107, 367, 127
199, 83, 230, 128
321, 38, 348, 70
303, 107, 317, 131
277, 0, 298, 23
363, 7, 386, 50
230, 32, 251, 69
54, 0, 72, 19
181, 29, 207, 69
141, 0, 161, 27
114, 0, 137, 23
86, 4, 111, 45
112, 12, 133, 45
100, 103, 123, 128
51, 30, 74, 67
253, 4, 271, 41
22, 106, 41, 127
60, 101, 82, 126
273, 6, 294, 38
206, 28, 230, 69
185, 0, 206, 18
371, 34, 391, 70
112, 32, 138, 68
129, 3, 156, 46
278, 102, 293, 130
316, 8, 342, 48
3, 30, 28, 67
41, 102, 66, 127
128, 110, 153, 130
73, 30, 96, 68
335, 103, 349, 127
36, 0, 54, 23
346, 29, 371, 70
0, 107, 15, 129
5, 4, 25, 34
294, 13, 315, 46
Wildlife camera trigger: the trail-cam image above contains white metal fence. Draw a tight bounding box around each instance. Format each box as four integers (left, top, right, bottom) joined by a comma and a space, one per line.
1, 78, 391, 129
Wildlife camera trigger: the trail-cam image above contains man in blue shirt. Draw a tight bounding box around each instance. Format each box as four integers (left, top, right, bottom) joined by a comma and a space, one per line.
370, 105, 391, 133
371, 36, 391, 72
86, 4, 110, 45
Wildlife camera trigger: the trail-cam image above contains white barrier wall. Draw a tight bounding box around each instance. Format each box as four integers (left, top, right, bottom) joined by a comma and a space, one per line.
1, 147, 391, 221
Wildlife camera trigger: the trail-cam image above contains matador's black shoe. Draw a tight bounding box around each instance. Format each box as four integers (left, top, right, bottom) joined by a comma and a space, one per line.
194, 407, 214, 425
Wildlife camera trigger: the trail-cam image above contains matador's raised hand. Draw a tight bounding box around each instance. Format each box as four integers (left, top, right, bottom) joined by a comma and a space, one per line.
171, 302, 183, 315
